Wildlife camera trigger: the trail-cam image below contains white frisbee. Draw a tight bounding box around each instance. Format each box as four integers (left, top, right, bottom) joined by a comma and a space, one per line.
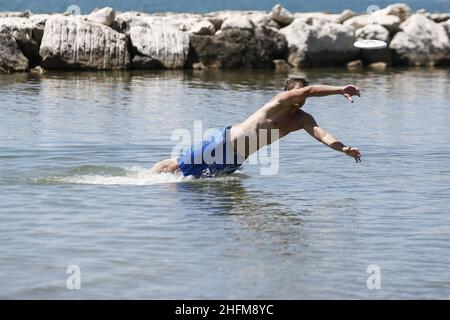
354, 39, 388, 49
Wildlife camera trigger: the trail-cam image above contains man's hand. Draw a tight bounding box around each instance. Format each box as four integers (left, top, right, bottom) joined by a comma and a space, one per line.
341, 85, 361, 103
278, 84, 361, 106
343, 146, 362, 163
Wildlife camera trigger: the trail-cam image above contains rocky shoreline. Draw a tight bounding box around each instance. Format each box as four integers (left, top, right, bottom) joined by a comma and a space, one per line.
1, 3, 450, 73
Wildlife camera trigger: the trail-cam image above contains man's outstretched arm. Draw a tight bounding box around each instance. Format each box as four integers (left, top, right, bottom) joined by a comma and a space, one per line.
302, 111, 361, 163
278, 84, 361, 105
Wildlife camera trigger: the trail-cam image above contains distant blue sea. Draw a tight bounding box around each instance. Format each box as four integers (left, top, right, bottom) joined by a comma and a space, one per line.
0, 0, 449, 14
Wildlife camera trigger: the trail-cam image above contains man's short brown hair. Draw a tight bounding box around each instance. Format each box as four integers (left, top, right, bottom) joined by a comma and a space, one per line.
284, 78, 310, 91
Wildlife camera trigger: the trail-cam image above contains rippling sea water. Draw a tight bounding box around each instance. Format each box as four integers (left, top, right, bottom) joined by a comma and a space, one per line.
1, 68, 450, 299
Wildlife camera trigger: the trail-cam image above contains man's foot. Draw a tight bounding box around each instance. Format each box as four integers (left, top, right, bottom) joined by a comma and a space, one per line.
152, 159, 180, 174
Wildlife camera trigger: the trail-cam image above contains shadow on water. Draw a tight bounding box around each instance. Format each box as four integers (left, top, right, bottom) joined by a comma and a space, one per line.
172, 173, 362, 258
175, 176, 305, 245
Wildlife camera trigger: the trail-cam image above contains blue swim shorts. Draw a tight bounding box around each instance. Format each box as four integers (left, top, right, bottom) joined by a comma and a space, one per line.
177, 126, 244, 178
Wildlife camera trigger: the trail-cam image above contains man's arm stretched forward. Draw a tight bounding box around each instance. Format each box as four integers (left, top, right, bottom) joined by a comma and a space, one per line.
302, 111, 362, 163
278, 85, 361, 105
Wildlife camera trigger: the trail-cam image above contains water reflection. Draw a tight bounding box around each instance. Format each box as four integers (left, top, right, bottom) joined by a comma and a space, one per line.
175, 177, 304, 247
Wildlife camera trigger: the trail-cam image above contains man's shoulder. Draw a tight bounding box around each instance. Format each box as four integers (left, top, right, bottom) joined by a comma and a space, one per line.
267, 91, 303, 108
261, 95, 285, 110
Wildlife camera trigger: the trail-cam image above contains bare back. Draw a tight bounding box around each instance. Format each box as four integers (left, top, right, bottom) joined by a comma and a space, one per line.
230, 94, 307, 158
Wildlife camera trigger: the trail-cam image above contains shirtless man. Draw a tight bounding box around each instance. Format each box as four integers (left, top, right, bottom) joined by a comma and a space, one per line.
153, 78, 362, 178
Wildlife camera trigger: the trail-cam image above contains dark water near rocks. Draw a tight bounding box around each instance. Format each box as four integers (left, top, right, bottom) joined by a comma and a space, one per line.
1, 0, 449, 14
1, 68, 450, 299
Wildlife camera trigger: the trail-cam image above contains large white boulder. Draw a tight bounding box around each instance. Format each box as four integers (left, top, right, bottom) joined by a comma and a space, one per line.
87, 7, 115, 27
344, 3, 410, 31
279, 19, 310, 66
430, 13, 450, 23
0, 26, 28, 72
335, 9, 355, 24
39, 15, 129, 69
0, 17, 37, 37
270, 4, 294, 26
188, 20, 215, 35
374, 3, 412, 22
343, 15, 370, 29
344, 14, 401, 32
114, 11, 203, 34
279, 18, 358, 67
221, 16, 254, 30
203, 11, 279, 30
114, 11, 193, 68
355, 24, 390, 42
390, 14, 449, 66
250, 13, 280, 29
0, 17, 45, 63
129, 25, 190, 69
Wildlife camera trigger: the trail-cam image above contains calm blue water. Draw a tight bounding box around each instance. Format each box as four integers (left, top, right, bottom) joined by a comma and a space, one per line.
0, 0, 449, 14
1, 68, 450, 299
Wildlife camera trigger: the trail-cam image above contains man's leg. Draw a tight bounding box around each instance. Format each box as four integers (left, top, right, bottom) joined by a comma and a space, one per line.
152, 158, 180, 174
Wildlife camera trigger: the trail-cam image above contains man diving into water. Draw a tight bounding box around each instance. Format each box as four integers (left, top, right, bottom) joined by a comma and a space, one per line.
152, 78, 362, 178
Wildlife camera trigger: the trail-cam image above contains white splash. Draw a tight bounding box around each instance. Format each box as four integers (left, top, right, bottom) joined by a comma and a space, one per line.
35, 166, 243, 186
57, 166, 189, 185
